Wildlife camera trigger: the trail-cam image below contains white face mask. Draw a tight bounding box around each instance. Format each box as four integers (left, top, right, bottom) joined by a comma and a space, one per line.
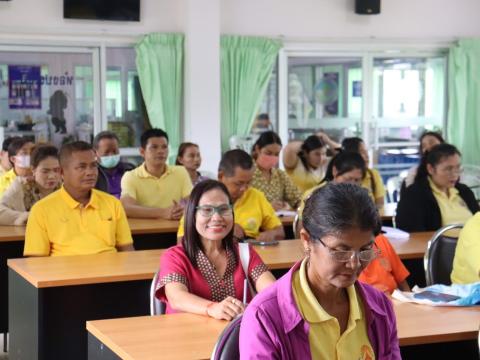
15, 155, 30, 168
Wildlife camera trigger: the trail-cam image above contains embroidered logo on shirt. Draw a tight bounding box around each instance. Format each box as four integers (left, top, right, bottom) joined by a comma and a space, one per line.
359, 345, 374, 360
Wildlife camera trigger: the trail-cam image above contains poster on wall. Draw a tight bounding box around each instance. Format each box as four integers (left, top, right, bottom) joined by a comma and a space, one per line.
8, 65, 42, 109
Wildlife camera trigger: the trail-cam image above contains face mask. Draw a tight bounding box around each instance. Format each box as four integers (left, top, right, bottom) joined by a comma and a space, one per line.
15, 155, 30, 168
99, 154, 120, 169
256, 153, 279, 170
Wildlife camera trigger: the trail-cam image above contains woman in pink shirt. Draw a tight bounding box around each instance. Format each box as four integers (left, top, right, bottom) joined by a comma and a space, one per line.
155, 179, 275, 319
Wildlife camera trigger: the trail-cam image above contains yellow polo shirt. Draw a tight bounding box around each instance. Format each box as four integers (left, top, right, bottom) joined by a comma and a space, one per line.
292, 258, 374, 360
429, 178, 473, 227
0, 169, 17, 197
286, 160, 325, 193
121, 163, 192, 208
451, 211, 480, 284
24, 187, 133, 256
177, 187, 282, 239
361, 168, 386, 203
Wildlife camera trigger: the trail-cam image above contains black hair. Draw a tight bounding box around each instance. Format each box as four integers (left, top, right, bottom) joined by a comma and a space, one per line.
251, 131, 282, 159
140, 128, 169, 149
419, 131, 444, 155
182, 179, 236, 268
303, 183, 381, 241
31, 145, 59, 169
92, 131, 119, 149
218, 149, 253, 177
175, 142, 199, 165
341, 137, 376, 196
257, 113, 270, 121
2, 137, 16, 152
321, 151, 366, 183
8, 137, 33, 166
298, 135, 325, 171
341, 137, 364, 153
414, 143, 461, 183
59, 141, 94, 167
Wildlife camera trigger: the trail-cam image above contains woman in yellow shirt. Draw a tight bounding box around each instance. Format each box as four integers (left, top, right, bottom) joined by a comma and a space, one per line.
342, 137, 386, 208
283, 133, 340, 193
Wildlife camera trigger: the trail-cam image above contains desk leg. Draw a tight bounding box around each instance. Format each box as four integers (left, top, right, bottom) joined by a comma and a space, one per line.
88, 333, 121, 360
0, 241, 24, 335
8, 269, 40, 360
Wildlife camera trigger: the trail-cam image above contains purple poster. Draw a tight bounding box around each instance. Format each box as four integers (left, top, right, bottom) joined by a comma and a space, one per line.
8, 65, 42, 109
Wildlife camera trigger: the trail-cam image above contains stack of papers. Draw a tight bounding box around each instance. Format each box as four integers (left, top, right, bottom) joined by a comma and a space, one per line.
381, 226, 410, 241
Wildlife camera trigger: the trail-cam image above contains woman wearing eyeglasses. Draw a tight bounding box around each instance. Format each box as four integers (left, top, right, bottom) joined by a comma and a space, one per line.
240, 183, 400, 359
396, 143, 479, 232
155, 179, 276, 319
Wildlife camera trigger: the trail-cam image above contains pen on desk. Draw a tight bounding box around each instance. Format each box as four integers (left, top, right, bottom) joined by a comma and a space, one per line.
243, 279, 248, 304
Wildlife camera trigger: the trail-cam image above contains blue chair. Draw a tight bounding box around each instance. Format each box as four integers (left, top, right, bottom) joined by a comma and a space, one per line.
210, 315, 242, 360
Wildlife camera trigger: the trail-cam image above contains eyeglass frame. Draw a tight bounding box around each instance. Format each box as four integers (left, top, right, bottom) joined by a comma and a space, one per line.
314, 237, 380, 263
195, 204, 233, 218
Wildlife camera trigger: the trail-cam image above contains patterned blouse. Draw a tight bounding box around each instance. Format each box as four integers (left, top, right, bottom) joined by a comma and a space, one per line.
251, 166, 302, 209
155, 244, 268, 313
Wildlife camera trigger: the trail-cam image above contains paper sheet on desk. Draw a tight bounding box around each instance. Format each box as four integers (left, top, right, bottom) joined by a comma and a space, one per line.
381, 226, 410, 241
275, 210, 296, 217
392, 282, 480, 307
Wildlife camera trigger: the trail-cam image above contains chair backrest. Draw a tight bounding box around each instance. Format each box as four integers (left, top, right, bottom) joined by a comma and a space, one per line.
210, 315, 242, 360
292, 212, 301, 239
386, 175, 404, 203
150, 271, 166, 315
424, 223, 463, 286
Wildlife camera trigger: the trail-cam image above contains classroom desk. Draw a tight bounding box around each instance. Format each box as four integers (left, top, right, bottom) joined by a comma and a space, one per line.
86, 301, 480, 360
380, 202, 397, 222
7, 232, 434, 360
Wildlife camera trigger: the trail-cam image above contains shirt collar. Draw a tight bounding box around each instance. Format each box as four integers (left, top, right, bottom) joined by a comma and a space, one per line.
59, 186, 99, 210
5, 168, 16, 180
428, 177, 459, 198
137, 162, 171, 179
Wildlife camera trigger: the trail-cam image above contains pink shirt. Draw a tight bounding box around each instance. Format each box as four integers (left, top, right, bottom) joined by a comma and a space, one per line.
155, 244, 268, 313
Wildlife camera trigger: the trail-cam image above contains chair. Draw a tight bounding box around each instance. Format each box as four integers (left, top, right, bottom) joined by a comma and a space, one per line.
424, 224, 464, 286
292, 212, 301, 239
150, 271, 166, 315
210, 315, 242, 360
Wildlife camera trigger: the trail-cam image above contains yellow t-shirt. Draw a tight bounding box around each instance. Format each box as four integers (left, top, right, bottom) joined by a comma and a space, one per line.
121, 163, 192, 208
292, 258, 375, 360
297, 181, 327, 220
24, 187, 133, 256
451, 211, 480, 284
286, 160, 325, 193
0, 169, 17, 197
361, 168, 385, 203
429, 178, 473, 228
177, 187, 282, 239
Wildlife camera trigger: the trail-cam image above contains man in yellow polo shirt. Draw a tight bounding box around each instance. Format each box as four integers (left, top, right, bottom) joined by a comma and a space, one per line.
178, 149, 285, 242
24, 141, 133, 256
121, 129, 192, 220
0, 137, 34, 196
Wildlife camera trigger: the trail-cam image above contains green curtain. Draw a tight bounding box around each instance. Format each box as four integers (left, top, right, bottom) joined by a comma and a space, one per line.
135, 33, 184, 163
448, 39, 480, 166
221, 36, 282, 150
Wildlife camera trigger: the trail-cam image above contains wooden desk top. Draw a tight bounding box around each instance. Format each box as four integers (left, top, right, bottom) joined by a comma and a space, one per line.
394, 299, 480, 346
7, 249, 164, 288
8, 232, 433, 289
380, 202, 397, 221
87, 302, 480, 359
87, 314, 227, 360
0, 216, 294, 244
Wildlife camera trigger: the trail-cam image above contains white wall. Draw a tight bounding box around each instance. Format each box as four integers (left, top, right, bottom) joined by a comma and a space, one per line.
221, 0, 480, 39
0, 0, 183, 36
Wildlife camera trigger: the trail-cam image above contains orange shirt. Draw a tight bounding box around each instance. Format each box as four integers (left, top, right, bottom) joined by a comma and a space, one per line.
358, 234, 409, 294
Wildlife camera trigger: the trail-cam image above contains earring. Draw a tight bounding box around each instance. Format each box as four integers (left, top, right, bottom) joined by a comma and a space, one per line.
304, 247, 311, 257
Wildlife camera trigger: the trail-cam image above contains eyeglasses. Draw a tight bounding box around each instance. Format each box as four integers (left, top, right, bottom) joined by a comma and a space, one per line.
315, 237, 379, 263
196, 204, 233, 218
437, 166, 464, 175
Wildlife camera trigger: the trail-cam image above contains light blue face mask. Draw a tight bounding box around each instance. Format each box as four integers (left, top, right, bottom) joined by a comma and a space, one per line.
99, 154, 120, 169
